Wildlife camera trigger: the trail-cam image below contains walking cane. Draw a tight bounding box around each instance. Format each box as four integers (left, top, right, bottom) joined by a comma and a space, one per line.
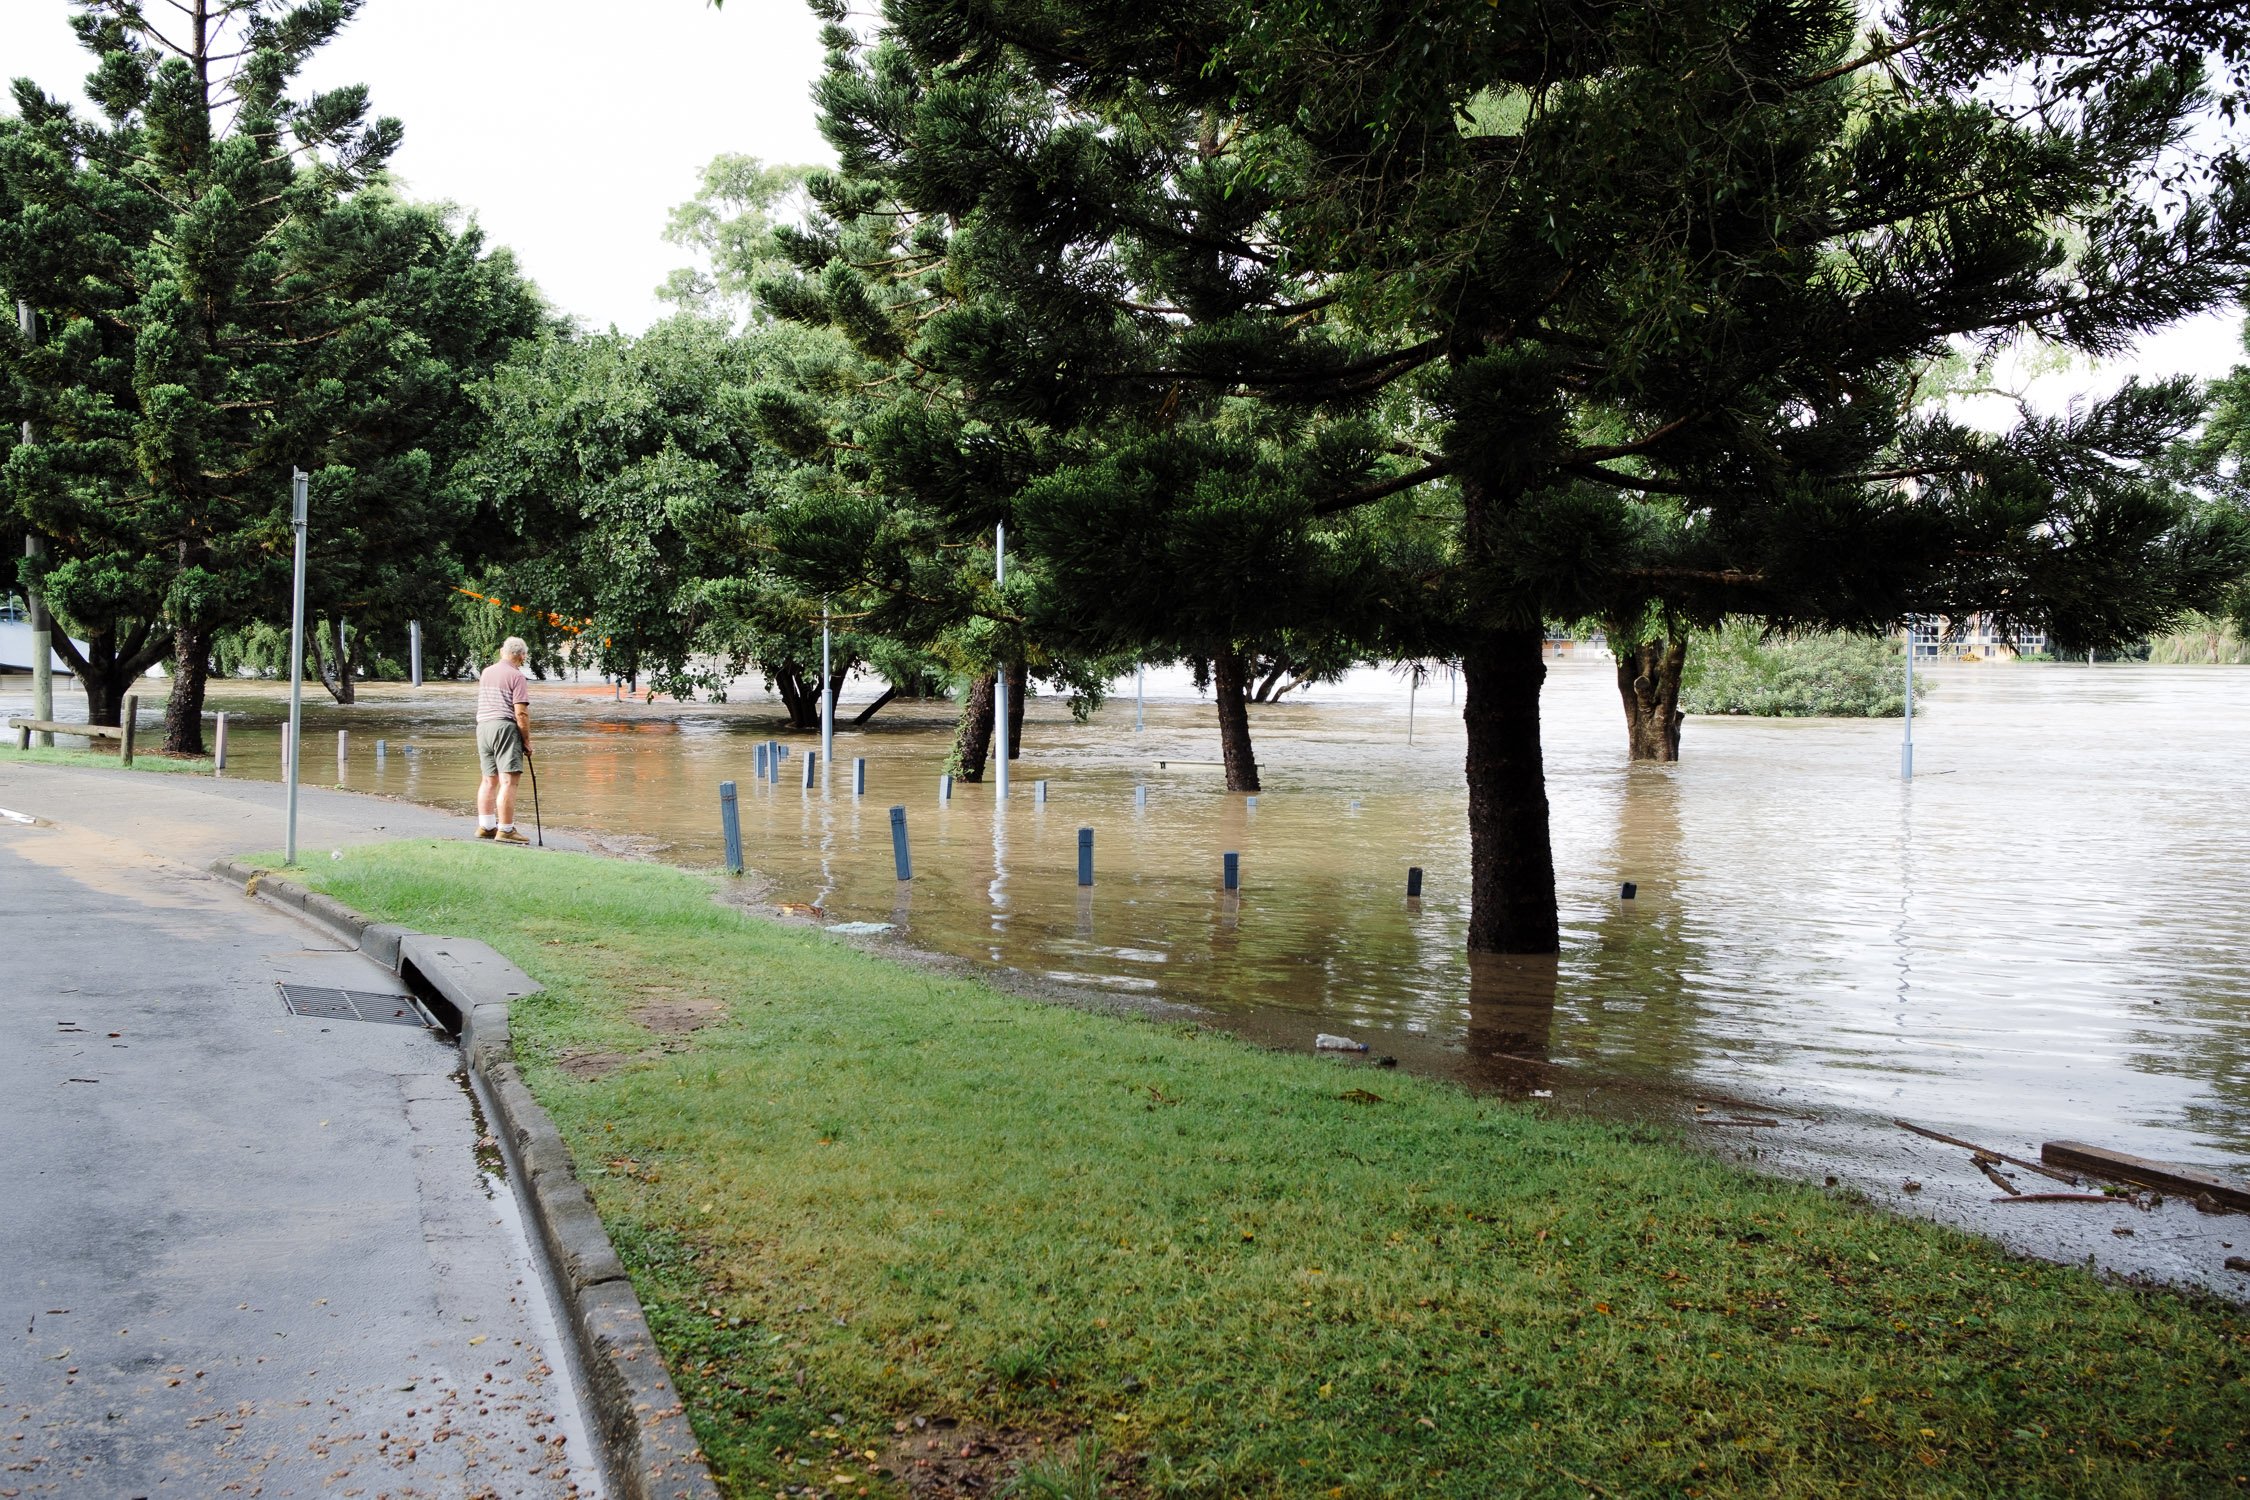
525, 746, 544, 847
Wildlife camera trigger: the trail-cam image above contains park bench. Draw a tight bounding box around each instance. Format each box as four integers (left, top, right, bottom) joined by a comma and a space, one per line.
9, 694, 141, 765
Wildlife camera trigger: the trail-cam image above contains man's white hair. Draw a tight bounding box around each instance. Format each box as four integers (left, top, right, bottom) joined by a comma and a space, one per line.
500, 637, 530, 662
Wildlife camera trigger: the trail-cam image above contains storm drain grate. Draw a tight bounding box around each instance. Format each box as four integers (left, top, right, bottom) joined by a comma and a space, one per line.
277, 984, 432, 1028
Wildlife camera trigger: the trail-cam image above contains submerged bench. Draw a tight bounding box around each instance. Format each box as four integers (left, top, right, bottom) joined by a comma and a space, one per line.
9, 694, 140, 764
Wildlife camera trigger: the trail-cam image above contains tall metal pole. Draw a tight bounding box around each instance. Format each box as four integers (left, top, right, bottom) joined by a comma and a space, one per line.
993, 523, 1009, 799
17, 300, 52, 745
820, 596, 835, 776
408, 618, 423, 687
1900, 617, 1915, 781
285, 468, 309, 863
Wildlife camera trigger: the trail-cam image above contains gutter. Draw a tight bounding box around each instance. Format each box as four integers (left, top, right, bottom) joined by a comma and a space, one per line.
210, 857, 721, 1500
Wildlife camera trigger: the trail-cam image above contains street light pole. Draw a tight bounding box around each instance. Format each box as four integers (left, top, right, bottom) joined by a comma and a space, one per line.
285, 468, 309, 863
1901, 617, 1915, 781
820, 596, 834, 777
17, 299, 52, 745
993, 523, 1009, 800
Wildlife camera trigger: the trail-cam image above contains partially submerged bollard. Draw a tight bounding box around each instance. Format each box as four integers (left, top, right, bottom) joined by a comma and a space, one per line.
853, 757, 866, 796
939, 773, 953, 803
337, 728, 348, 765
375, 737, 387, 764
890, 804, 912, 880
1407, 866, 1424, 899
755, 742, 769, 781
1077, 827, 1094, 887
1033, 779, 1048, 805
1134, 783, 1147, 809
719, 781, 743, 875
1620, 881, 1638, 900
802, 749, 817, 789
1223, 851, 1240, 892
1245, 795, 1257, 812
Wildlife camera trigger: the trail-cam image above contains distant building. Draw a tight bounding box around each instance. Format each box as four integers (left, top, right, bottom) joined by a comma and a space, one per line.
1909, 614, 2047, 661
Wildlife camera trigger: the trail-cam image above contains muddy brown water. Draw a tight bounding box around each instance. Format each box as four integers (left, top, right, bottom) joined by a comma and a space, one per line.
11, 659, 2250, 1291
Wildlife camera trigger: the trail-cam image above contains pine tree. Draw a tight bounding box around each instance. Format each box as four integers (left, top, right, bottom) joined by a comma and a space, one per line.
767, 8, 1443, 788
865, 0, 2250, 952
0, 1, 527, 750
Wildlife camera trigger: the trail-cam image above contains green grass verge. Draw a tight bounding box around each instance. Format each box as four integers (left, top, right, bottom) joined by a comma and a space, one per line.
0, 742, 214, 774
275, 840, 2250, 1499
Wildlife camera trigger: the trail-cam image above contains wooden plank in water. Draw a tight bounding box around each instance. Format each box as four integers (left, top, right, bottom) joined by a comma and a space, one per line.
2041, 1140, 2250, 1213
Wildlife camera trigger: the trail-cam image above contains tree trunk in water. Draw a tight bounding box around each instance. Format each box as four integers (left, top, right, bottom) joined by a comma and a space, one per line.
1462, 627, 1558, 954
851, 684, 899, 726
336, 619, 358, 704
949, 673, 996, 781
1006, 660, 1026, 757
772, 662, 821, 728
164, 621, 212, 755
1211, 647, 1260, 792
1615, 636, 1686, 761
311, 618, 355, 705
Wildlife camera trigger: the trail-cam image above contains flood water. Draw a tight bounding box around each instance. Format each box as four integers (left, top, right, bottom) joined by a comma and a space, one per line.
13, 658, 2250, 1288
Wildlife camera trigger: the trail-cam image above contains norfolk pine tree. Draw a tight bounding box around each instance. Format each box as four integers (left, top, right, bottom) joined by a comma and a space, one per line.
767, 7, 1443, 789
0, 1, 529, 750
889, 0, 2250, 952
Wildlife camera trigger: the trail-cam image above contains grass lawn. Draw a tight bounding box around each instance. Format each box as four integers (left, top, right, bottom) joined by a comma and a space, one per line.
274, 840, 2250, 1499
0, 742, 213, 774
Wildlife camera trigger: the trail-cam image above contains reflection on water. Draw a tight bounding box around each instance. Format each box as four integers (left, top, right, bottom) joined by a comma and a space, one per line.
13, 661, 2249, 1185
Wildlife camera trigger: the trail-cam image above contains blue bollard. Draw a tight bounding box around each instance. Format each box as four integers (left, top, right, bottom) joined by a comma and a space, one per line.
1245, 795, 1257, 811
1034, 779, 1048, 805
853, 757, 866, 796
755, 742, 769, 780
1077, 827, 1094, 887
939, 773, 952, 803
719, 781, 743, 875
1134, 783, 1147, 809
1621, 881, 1637, 900
1407, 866, 1424, 899
1223, 851, 1239, 891
890, 804, 912, 880
802, 749, 817, 789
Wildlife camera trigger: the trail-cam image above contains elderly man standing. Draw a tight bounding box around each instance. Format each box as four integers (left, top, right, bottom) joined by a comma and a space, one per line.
475, 637, 535, 844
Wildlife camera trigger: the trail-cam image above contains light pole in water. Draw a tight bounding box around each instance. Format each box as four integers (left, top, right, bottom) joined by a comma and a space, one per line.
1901, 616, 1915, 780
993, 524, 1009, 799
285, 467, 309, 863
820, 596, 835, 779
1135, 665, 1144, 731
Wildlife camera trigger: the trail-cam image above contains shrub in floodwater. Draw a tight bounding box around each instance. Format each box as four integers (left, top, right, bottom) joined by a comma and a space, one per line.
1680, 620, 1913, 717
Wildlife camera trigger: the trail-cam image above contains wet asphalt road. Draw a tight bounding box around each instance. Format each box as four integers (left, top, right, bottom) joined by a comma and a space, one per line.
0, 764, 600, 1497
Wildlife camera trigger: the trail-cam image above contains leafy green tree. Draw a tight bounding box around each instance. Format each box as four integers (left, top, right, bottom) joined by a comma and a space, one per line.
0, 0, 531, 749
657, 153, 815, 321
467, 316, 907, 721
871, 0, 2250, 953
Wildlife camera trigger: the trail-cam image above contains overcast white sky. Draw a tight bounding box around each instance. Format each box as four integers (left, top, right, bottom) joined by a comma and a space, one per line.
2, 0, 2243, 399
3, 0, 836, 332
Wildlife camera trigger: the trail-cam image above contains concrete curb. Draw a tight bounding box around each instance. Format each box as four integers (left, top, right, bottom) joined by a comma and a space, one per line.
210, 858, 720, 1500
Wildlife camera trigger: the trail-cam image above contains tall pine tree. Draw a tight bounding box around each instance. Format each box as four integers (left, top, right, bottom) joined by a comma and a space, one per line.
853, 0, 2250, 951
0, 1, 529, 749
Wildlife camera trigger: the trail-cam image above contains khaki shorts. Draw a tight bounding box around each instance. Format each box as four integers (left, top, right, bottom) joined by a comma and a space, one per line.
476, 719, 525, 776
